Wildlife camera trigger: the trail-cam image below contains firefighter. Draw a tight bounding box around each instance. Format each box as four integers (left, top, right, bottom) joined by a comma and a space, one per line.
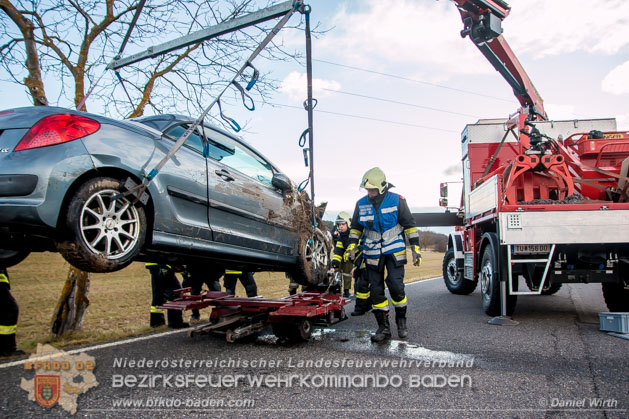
346, 167, 421, 342
186, 264, 223, 321
330, 211, 354, 298
348, 239, 371, 316
0, 267, 24, 357
146, 263, 189, 329
223, 270, 258, 297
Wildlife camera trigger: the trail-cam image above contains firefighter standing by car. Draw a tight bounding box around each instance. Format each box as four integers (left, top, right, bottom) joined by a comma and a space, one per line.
346, 167, 421, 342
223, 270, 258, 297
184, 264, 222, 321
348, 235, 372, 316
0, 267, 24, 356
330, 211, 355, 299
146, 263, 189, 328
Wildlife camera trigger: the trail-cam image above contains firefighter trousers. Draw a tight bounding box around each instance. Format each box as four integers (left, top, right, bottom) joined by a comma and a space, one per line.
353, 268, 371, 311
224, 272, 258, 297
186, 266, 223, 319
366, 254, 406, 311
148, 265, 184, 327
0, 277, 19, 354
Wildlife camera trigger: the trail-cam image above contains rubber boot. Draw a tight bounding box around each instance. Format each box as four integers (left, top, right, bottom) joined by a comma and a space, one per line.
395, 306, 408, 339
190, 309, 200, 321
167, 310, 189, 329
351, 298, 371, 316
0, 334, 25, 357
150, 312, 165, 328
371, 310, 391, 343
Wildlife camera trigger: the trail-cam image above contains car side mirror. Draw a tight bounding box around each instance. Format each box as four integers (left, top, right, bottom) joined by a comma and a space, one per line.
272, 173, 292, 192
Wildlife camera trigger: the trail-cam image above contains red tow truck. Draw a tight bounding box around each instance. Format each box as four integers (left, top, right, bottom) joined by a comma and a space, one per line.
439, 0, 629, 317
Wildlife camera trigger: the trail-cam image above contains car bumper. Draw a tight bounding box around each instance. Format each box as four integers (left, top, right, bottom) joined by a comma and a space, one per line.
0, 133, 94, 229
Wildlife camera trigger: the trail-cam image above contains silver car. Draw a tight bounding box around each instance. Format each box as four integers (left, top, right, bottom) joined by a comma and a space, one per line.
0, 107, 329, 285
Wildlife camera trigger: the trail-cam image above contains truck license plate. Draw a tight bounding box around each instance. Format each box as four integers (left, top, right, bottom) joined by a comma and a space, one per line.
513, 244, 550, 254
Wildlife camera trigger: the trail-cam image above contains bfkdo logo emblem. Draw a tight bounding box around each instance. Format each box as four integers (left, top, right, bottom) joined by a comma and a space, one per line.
34, 375, 61, 408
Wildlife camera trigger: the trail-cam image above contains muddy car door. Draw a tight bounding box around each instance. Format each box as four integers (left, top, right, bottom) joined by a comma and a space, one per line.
202, 127, 296, 255
155, 123, 212, 241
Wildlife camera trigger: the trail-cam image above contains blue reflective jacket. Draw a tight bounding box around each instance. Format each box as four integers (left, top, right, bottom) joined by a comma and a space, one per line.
356, 192, 406, 263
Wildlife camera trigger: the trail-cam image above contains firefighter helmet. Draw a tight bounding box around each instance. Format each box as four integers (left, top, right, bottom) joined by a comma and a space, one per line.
360, 167, 387, 194
335, 211, 351, 225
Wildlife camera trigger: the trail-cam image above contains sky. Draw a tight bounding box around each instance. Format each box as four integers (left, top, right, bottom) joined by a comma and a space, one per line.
2, 0, 629, 222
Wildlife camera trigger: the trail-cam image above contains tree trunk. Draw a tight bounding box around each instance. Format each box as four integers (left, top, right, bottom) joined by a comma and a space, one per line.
0, 0, 48, 106
51, 267, 90, 336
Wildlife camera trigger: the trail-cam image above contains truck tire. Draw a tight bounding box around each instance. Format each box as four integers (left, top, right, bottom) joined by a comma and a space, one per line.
523, 266, 562, 295
57, 177, 147, 273
602, 283, 629, 312
541, 283, 562, 295
480, 238, 517, 316
442, 248, 477, 295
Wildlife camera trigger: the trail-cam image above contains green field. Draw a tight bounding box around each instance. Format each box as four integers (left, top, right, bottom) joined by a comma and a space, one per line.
7, 250, 444, 354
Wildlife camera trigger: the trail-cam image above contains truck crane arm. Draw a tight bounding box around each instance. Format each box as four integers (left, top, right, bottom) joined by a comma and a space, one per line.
452, 0, 547, 121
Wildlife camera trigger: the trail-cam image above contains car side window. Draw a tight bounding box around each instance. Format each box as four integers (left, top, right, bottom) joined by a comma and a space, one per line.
164, 124, 204, 155
202, 127, 275, 188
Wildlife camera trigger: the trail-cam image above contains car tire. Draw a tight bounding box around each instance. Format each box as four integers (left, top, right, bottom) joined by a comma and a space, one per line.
291, 228, 330, 286
602, 282, 629, 312
57, 177, 147, 273
0, 249, 31, 268
442, 248, 477, 295
480, 238, 517, 316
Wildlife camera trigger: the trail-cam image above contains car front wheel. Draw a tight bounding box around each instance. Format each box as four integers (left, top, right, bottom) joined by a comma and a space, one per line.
291, 228, 330, 286
57, 177, 147, 273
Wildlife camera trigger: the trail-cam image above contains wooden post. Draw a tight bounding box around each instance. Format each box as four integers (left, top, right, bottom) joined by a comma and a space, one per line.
51, 267, 90, 336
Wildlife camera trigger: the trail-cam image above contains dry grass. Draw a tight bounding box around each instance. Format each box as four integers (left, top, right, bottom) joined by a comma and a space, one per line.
8, 250, 444, 354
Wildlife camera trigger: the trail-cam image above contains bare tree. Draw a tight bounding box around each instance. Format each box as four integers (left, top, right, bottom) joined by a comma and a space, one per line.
0, 0, 308, 118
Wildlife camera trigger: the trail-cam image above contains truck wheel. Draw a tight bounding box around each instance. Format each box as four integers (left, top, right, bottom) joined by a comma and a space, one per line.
523, 266, 561, 295
541, 283, 562, 295
0, 249, 30, 268
442, 248, 477, 295
480, 242, 516, 316
602, 283, 629, 311
291, 228, 330, 286
57, 177, 147, 273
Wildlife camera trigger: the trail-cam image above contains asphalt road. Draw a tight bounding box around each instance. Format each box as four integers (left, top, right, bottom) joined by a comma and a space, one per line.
1, 277, 627, 418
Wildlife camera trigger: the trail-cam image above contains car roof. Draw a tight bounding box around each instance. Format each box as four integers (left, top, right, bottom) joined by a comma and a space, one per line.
132, 114, 282, 174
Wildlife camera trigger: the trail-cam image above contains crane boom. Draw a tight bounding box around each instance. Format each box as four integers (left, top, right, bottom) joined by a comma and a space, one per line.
451, 0, 547, 120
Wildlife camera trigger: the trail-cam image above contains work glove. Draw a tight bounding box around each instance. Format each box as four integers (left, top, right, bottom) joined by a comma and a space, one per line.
344, 243, 356, 262
411, 245, 422, 266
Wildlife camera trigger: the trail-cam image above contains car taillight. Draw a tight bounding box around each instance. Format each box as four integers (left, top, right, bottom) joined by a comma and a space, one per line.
14, 114, 100, 151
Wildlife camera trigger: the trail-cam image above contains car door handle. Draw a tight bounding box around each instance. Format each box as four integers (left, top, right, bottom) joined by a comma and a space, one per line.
215, 169, 235, 182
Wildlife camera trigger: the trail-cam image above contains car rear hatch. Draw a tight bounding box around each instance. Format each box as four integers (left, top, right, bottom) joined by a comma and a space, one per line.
0, 109, 35, 162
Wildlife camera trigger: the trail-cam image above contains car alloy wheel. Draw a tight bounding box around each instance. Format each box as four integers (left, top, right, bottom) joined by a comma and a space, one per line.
79, 188, 141, 259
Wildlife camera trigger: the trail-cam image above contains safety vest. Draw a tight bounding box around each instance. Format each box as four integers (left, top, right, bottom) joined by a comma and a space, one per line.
356, 192, 407, 266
